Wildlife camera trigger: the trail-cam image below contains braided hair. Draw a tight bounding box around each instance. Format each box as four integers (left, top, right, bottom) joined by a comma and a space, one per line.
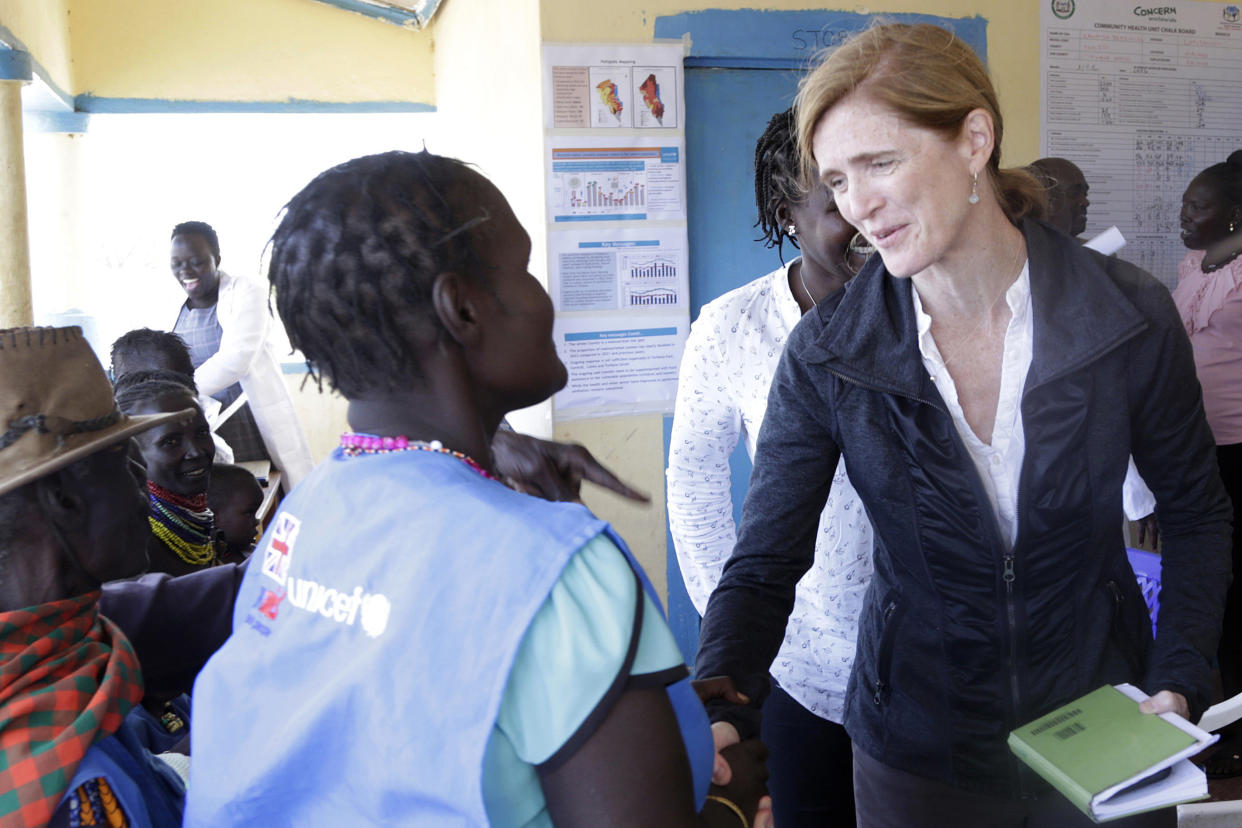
267, 150, 492, 399
754, 108, 808, 260
115, 371, 198, 416
110, 328, 196, 385
171, 221, 220, 260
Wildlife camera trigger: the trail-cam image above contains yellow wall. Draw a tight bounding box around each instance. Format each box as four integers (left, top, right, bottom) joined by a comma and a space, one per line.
285, 374, 350, 464
0, 0, 72, 95
5, 0, 435, 105
432, 0, 555, 441
542, 0, 1040, 165
541, 1, 1045, 601
68, 0, 434, 104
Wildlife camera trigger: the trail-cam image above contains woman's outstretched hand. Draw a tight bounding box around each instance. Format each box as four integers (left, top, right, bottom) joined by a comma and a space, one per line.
491, 430, 650, 503
692, 676, 751, 784
711, 739, 773, 828
693, 674, 772, 826
692, 675, 751, 707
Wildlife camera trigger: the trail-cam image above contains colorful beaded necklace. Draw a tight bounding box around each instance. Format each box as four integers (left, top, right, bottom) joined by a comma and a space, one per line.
339, 432, 500, 482
147, 481, 218, 567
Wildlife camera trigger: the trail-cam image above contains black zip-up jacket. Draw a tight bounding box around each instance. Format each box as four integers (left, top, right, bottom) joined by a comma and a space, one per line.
695, 220, 1232, 797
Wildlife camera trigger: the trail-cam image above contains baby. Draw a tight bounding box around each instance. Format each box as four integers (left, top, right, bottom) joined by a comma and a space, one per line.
207, 463, 264, 563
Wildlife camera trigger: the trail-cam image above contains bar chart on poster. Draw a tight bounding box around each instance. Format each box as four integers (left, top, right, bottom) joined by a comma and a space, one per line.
547, 141, 685, 223
1041, 0, 1242, 289
543, 42, 689, 418
548, 228, 688, 312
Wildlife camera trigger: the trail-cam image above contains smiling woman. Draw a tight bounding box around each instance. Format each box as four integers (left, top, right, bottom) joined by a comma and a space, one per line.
117, 374, 222, 576
169, 220, 313, 490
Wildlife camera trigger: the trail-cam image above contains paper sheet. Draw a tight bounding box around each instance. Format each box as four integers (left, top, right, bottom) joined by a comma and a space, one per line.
1041, 0, 1242, 289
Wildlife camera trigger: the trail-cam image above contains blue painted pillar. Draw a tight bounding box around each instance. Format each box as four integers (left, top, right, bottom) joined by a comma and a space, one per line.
0, 49, 33, 326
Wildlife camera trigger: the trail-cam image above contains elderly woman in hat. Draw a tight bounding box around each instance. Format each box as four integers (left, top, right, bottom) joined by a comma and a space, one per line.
0, 326, 187, 827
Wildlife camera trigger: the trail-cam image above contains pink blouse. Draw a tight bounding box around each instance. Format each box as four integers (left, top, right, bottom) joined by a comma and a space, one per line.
1173, 249, 1242, 444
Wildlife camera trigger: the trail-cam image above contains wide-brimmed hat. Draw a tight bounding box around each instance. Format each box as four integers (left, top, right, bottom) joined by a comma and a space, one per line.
0, 326, 195, 498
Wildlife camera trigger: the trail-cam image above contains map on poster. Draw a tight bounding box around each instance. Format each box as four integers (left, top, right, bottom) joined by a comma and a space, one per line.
1041, 0, 1242, 289
545, 43, 681, 129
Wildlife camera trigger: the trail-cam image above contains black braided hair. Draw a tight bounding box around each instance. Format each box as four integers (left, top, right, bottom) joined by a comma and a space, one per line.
1194, 150, 1242, 214
171, 220, 221, 260
115, 372, 198, 416
110, 328, 195, 385
754, 107, 808, 260
267, 150, 493, 399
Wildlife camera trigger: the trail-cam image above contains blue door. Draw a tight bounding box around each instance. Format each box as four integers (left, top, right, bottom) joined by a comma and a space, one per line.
664, 65, 802, 663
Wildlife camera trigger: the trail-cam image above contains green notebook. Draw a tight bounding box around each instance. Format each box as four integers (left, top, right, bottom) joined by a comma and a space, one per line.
1008, 684, 1216, 823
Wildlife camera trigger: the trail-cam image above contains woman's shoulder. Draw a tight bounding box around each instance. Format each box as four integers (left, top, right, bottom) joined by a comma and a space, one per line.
494, 532, 683, 762
1070, 242, 1171, 311
695, 263, 791, 327
215, 270, 260, 297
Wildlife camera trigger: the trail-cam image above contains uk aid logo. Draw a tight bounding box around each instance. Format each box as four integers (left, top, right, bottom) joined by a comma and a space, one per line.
253, 509, 392, 638
240, 513, 297, 636
261, 512, 300, 586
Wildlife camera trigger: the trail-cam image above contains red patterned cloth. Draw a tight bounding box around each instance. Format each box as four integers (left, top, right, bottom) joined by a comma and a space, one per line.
0, 593, 144, 827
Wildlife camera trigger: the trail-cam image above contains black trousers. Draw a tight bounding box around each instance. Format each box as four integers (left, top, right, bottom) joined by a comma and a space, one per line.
760, 680, 855, 827
852, 745, 1175, 828
1215, 443, 1242, 698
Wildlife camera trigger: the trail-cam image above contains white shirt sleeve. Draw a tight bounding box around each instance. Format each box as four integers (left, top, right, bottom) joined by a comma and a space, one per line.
666, 305, 744, 616
195, 273, 272, 398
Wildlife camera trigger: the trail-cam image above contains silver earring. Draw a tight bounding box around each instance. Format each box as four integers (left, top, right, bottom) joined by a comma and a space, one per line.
1231, 219, 1238, 233
787, 224, 797, 237
968, 172, 980, 205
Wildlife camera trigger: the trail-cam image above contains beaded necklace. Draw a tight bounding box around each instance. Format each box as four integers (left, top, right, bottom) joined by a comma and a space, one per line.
147, 481, 218, 567
1202, 247, 1242, 273
340, 432, 501, 483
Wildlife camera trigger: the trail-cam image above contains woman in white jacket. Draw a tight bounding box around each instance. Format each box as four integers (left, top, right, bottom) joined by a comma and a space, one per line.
170, 221, 313, 489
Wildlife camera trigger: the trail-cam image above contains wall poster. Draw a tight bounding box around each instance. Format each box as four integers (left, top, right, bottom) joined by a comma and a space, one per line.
1041, 0, 1242, 288
543, 42, 689, 419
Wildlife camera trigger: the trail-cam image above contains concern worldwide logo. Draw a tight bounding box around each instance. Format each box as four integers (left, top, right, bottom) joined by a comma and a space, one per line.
1052, 0, 1076, 19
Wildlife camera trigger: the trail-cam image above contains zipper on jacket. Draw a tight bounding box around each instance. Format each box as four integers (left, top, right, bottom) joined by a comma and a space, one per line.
1003, 554, 1020, 704
873, 599, 899, 707
1002, 550, 1032, 798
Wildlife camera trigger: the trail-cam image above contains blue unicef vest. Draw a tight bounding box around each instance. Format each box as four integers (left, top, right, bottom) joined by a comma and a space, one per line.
186, 449, 711, 826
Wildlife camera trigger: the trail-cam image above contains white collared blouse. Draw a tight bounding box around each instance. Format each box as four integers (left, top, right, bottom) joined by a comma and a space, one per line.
667, 260, 874, 723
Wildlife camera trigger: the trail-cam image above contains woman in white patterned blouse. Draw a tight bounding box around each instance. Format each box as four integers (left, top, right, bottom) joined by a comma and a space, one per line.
667, 108, 873, 826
